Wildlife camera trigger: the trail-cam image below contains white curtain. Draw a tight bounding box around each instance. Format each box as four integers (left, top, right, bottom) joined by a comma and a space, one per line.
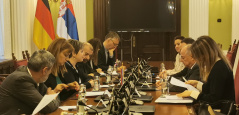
0, 0, 5, 59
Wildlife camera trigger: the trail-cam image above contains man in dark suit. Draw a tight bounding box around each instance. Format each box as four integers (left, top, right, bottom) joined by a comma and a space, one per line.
156, 44, 200, 92
98, 31, 120, 71
172, 44, 200, 81
0, 50, 67, 114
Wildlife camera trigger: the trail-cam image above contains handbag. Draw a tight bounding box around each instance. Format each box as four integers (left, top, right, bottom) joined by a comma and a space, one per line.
197, 100, 236, 115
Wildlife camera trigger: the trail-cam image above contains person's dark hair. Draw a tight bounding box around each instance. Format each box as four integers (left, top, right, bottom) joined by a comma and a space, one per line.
105, 31, 120, 41
28, 50, 55, 72
67, 39, 83, 58
174, 36, 185, 41
181, 37, 195, 44
88, 38, 102, 65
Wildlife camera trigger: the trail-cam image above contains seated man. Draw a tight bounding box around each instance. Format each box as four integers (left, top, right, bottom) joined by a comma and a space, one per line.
157, 45, 200, 92
98, 31, 120, 71
76, 42, 97, 77
0, 50, 67, 114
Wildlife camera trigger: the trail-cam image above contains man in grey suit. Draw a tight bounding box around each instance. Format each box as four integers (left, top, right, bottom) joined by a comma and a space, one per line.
0, 50, 68, 114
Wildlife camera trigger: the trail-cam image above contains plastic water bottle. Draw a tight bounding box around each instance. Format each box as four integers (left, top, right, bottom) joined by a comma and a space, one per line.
77, 90, 85, 114
93, 76, 100, 91
147, 70, 152, 83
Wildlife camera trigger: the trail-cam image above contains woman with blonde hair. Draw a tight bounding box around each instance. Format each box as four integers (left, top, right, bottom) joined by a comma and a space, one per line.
177, 36, 235, 103
45, 38, 80, 101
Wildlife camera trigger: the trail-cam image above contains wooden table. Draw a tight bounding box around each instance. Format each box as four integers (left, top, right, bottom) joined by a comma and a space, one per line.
48, 87, 195, 115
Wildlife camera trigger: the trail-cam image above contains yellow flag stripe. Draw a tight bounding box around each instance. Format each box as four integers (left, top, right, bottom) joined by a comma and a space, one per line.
33, 18, 53, 49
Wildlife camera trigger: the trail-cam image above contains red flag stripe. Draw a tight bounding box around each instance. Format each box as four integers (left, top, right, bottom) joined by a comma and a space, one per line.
35, 0, 55, 40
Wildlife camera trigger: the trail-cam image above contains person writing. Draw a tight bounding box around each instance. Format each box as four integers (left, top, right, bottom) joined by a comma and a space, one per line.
177, 36, 235, 103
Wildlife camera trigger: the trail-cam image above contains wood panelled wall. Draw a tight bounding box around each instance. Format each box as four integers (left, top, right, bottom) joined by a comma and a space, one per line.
94, 0, 181, 61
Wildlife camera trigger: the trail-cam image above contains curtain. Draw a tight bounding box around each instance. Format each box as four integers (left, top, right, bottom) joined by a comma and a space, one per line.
0, 0, 4, 59
94, 0, 108, 41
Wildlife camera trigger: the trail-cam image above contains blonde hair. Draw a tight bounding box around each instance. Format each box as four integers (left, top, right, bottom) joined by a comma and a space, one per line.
47, 38, 73, 76
190, 36, 231, 81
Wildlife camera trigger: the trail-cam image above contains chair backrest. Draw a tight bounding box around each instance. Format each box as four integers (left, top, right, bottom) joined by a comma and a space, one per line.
25, 50, 30, 60
22, 51, 26, 59
12, 52, 28, 69
226, 40, 238, 68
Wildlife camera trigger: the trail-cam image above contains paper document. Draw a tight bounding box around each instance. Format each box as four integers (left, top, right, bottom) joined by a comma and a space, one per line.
32, 93, 59, 115
59, 105, 93, 110
170, 77, 199, 91
100, 84, 115, 88
86, 91, 105, 96
155, 95, 193, 103
165, 95, 183, 100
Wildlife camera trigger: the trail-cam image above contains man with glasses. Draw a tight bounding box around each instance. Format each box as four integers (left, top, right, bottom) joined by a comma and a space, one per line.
98, 31, 120, 71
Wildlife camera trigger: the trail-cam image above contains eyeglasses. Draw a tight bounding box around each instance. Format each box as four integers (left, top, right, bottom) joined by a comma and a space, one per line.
110, 39, 119, 46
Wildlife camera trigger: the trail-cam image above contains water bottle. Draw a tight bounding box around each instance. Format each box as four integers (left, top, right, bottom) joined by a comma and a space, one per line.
80, 84, 86, 98
106, 74, 112, 84
77, 89, 85, 114
147, 70, 152, 83
93, 76, 100, 91
160, 63, 166, 72
107, 66, 113, 75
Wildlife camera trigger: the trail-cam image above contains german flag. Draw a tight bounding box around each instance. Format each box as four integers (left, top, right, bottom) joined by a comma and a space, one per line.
33, 0, 55, 49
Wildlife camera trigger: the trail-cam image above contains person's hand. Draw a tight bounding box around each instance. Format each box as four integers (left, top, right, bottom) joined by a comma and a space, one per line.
176, 90, 192, 98
54, 84, 68, 93
46, 87, 56, 95
185, 80, 198, 88
109, 48, 115, 57
67, 81, 80, 91
88, 79, 94, 87
159, 71, 167, 79
88, 73, 94, 77
96, 68, 103, 73
156, 81, 162, 88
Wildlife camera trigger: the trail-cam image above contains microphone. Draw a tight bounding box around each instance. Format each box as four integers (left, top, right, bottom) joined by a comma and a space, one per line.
78, 100, 99, 115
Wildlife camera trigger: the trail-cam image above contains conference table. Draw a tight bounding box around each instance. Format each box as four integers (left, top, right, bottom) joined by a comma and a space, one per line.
48, 77, 196, 115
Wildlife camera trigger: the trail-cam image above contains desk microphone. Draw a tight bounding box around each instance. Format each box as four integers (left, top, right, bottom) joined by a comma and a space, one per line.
78, 100, 99, 115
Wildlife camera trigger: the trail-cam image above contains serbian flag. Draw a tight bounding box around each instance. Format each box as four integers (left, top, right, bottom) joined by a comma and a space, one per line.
33, 0, 55, 49
57, 0, 79, 40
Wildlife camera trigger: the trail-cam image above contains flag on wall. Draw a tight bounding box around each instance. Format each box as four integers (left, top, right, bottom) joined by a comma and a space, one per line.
57, 0, 79, 40
33, 0, 55, 49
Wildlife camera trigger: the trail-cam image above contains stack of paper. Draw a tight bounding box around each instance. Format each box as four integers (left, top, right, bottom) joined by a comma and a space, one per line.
155, 95, 193, 103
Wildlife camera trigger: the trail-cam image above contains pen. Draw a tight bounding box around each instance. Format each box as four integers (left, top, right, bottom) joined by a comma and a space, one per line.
182, 77, 187, 82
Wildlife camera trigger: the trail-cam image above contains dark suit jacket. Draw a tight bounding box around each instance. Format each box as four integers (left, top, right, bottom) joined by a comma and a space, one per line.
172, 64, 200, 81
64, 61, 92, 89
0, 66, 60, 114
98, 45, 116, 71
44, 72, 76, 101
169, 64, 200, 92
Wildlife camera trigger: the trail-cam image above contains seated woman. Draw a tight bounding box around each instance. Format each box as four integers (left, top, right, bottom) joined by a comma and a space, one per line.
159, 36, 185, 76
45, 38, 80, 101
87, 38, 103, 73
177, 36, 235, 103
64, 39, 94, 89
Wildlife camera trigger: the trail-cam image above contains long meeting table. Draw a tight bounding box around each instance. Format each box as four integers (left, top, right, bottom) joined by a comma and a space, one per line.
48, 77, 196, 115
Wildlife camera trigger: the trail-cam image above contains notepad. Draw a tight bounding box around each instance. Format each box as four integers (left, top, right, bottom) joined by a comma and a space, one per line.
86, 91, 105, 96
155, 95, 193, 103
